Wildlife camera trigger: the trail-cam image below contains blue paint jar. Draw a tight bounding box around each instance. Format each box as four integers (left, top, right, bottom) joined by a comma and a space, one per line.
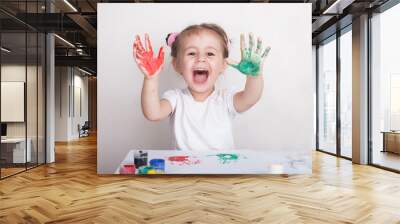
149, 159, 165, 174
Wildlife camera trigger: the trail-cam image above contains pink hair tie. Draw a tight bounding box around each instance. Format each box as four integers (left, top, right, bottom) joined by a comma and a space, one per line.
166, 32, 179, 47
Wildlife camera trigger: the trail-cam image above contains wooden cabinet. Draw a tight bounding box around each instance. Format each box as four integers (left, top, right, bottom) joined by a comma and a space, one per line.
382, 132, 400, 154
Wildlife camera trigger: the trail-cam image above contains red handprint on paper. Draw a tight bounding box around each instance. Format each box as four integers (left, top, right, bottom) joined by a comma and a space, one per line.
168, 156, 200, 166
133, 34, 164, 78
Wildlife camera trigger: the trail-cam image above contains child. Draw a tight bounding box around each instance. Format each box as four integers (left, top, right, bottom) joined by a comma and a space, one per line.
133, 23, 270, 151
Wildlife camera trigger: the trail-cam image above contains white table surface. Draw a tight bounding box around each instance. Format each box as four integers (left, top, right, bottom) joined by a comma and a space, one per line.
115, 149, 311, 175
1, 138, 32, 163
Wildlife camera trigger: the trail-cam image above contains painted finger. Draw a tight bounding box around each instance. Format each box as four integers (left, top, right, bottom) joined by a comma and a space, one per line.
133, 48, 147, 65
240, 33, 246, 59
145, 33, 154, 55
134, 47, 146, 58
157, 46, 164, 60
156, 47, 165, 67
134, 55, 142, 66
153, 62, 165, 77
134, 35, 146, 52
133, 37, 137, 49
134, 47, 147, 59
135, 52, 147, 60
133, 45, 137, 59
249, 33, 254, 53
255, 38, 262, 55
262, 46, 271, 58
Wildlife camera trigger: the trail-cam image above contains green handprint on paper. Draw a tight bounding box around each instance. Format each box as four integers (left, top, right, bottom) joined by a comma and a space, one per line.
229, 33, 271, 77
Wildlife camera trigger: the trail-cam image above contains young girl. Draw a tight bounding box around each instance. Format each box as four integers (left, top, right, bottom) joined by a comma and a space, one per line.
133, 23, 270, 151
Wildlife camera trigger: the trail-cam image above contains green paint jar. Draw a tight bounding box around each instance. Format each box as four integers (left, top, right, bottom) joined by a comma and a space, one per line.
138, 166, 152, 174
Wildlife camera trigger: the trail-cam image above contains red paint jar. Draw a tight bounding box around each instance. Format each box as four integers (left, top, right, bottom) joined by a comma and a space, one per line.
120, 164, 136, 174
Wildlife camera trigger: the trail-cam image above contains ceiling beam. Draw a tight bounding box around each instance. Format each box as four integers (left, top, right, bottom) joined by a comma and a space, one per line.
322, 0, 355, 14
67, 13, 97, 45
55, 55, 96, 69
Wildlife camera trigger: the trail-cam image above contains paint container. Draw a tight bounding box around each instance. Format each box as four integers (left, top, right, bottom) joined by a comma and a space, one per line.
134, 150, 148, 169
147, 169, 157, 174
149, 159, 165, 174
138, 166, 152, 175
120, 164, 136, 174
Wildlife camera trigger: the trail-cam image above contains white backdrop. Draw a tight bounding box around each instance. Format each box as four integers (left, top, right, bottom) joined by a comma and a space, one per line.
1, 82, 25, 122
97, 3, 313, 174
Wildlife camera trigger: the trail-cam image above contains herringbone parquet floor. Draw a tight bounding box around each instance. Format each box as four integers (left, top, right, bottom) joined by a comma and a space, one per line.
1, 134, 400, 224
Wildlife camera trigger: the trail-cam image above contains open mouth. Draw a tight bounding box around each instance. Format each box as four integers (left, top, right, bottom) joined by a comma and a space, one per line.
193, 69, 209, 84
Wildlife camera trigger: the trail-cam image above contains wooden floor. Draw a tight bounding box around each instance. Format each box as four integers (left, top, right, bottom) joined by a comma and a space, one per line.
1, 135, 400, 223
1, 163, 45, 178
1, 167, 26, 178
373, 150, 400, 171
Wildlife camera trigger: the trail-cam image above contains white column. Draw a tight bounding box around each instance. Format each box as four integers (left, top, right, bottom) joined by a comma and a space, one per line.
46, 33, 55, 163
352, 14, 369, 164
55, 67, 73, 141
45, 0, 55, 163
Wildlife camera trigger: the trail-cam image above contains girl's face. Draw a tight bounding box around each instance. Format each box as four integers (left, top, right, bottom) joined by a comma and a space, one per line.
172, 30, 227, 94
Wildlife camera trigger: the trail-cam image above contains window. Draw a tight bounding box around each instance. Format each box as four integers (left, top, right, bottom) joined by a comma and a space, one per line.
371, 2, 400, 171
0, 1, 47, 179
318, 36, 337, 154
339, 28, 352, 158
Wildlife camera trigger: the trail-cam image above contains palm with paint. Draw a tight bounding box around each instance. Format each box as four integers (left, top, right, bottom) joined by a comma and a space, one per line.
133, 34, 165, 79
227, 33, 271, 77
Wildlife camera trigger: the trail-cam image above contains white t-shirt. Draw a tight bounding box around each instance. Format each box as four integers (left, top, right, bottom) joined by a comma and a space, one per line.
162, 88, 239, 151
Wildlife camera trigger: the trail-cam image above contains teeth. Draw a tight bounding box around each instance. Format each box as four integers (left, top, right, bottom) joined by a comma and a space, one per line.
194, 68, 208, 71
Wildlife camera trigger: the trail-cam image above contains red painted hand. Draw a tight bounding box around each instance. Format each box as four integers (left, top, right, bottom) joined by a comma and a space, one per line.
133, 34, 164, 78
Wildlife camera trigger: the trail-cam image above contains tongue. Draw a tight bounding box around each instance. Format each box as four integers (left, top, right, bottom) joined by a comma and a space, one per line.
193, 74, 208, 83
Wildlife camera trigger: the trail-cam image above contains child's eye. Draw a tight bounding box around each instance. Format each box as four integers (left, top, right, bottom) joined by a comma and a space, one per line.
207, 52, 215, 56
188, 52, 196, 56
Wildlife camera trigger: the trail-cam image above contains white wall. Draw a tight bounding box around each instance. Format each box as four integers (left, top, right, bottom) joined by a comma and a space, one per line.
55, 67, 89, 141
1, 66, 26, 126
72, 72, 89, 138
1, 64, 46, 163
98, 3, 313, 174
312, 45, 317, 148
55, 67, 70, 141
1, 65, 39, 138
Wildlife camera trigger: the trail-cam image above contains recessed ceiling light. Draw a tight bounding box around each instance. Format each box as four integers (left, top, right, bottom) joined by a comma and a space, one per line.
78, 67, 93, 76
54, 34, 75, 48
1, 47, 11, 53
63, 0, 78, 12
323, 0, 355, 15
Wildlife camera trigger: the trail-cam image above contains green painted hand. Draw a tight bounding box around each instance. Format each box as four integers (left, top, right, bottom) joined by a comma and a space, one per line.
228, 33, 271, 77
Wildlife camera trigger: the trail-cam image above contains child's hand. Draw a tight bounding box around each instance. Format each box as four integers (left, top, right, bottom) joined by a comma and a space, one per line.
133, 34, 165, 79
227, 33, 271, 77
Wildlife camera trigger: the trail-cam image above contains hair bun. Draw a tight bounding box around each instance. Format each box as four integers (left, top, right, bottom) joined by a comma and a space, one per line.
166, 32, 179, 47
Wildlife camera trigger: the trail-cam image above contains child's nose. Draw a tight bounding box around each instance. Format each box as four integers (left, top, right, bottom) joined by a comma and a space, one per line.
197, 55, 207, 62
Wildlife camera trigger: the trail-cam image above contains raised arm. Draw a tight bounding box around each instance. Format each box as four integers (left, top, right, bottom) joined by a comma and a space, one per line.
234, 75, 264, 113
227, 33, 271, 113
133, 34, 171, 121
141, 77, 172, 121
